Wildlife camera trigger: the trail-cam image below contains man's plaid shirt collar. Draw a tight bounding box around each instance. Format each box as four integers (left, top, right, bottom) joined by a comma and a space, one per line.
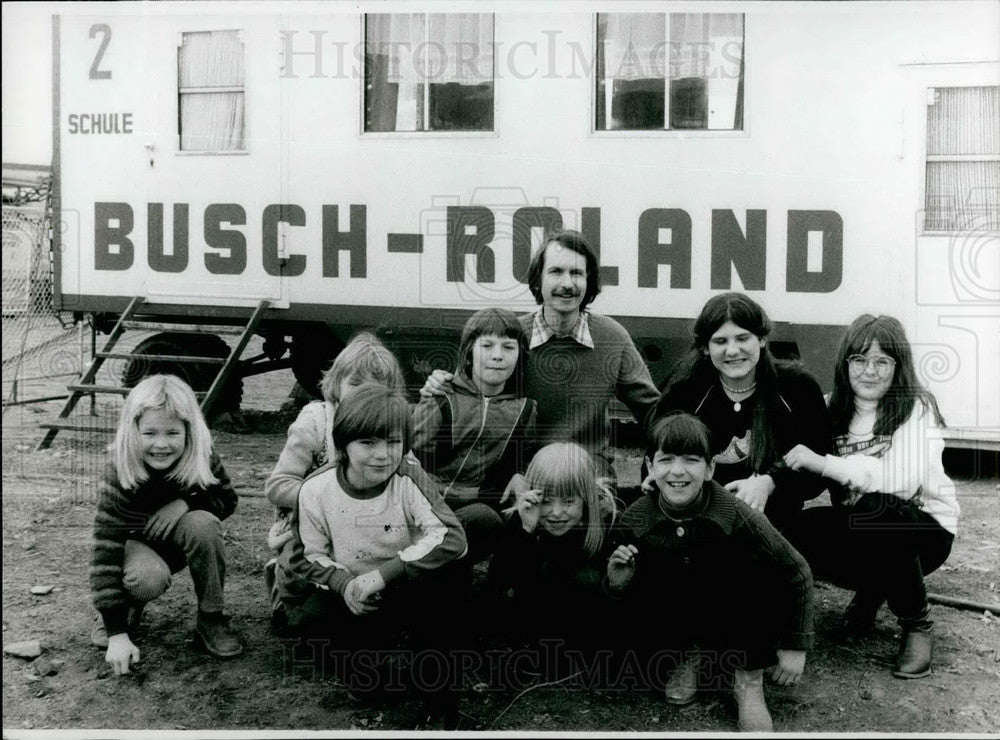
529, 309, 595, 349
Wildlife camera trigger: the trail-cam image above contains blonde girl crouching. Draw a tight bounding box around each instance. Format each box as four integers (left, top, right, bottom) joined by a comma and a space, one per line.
89, 374, 242, 675
488, 442, 622, 674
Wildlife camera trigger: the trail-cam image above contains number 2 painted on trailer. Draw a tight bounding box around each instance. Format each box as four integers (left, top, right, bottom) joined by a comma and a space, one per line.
89, 24, 112, 79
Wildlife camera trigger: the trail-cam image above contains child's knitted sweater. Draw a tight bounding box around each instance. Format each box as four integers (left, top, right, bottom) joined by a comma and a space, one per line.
90, 452, 236, 635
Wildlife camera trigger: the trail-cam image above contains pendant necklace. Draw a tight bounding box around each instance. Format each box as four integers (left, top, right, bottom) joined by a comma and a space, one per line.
719, 378, 757, 412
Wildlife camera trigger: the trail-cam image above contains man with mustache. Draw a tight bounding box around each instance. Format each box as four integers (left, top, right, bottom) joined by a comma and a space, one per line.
423, 229, 658, 484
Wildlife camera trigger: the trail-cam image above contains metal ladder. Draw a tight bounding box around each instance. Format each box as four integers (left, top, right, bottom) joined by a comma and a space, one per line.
36, 297, 270, 450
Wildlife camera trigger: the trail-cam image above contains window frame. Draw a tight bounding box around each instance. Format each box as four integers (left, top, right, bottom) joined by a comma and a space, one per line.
175, 28, 250, 156
360, 13, 497, 138
590, 11, 749, 138
921, 84, 1000, 234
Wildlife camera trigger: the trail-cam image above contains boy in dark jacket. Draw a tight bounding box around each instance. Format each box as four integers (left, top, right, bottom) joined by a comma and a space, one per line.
412, 307, 535, 562
608, 412, 814, 732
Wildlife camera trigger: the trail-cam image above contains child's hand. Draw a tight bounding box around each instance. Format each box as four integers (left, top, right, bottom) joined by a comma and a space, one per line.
419, 369, 453, 398
105, 633, 140, 676
606, 545, 638, 590
772, 649, 806, 685
640, 472, 656, 492
344, 571, 386, 616
144, 499, 190, 540
499, 473, 529, 506
502, 488, 542, 532
724, 474, 774, 512
343, 578, 378, 616
783, 444, 825, 474
354, 570, 386, 604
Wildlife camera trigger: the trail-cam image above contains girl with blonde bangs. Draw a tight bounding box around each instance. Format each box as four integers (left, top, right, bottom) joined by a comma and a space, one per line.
489, 442, 623, 677
522, 442, 617, 557
90, 374, 242, 675
114, 373, 217, 491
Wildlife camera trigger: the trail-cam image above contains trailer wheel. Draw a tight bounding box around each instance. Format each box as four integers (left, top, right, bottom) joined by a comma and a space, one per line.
290, 326, 345, 399
121, 332, 242, 412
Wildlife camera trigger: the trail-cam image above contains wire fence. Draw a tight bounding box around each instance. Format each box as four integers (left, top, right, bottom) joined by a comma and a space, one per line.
1, 202, 79, 406
2, 195, 117, 499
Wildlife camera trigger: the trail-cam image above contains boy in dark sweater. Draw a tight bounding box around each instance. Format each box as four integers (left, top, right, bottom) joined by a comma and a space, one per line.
608, 412, 814, 732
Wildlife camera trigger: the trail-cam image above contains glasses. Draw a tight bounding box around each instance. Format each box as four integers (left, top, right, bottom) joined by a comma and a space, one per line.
847, 354, 896, 376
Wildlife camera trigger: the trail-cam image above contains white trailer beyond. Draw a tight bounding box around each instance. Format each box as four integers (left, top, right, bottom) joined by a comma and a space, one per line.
52, 1, 999, 448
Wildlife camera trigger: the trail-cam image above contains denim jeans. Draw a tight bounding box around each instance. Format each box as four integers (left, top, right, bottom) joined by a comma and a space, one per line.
122, 509, 227, 613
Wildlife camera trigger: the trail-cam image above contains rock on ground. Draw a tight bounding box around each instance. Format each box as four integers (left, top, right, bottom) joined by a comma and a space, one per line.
3, 640, 42, 659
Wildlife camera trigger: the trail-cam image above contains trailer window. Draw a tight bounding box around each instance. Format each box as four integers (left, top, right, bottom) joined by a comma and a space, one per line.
924, 86, 1000, 232
595, 13, 744, 132
177, 31, 246, 151
364, 14, 494, 133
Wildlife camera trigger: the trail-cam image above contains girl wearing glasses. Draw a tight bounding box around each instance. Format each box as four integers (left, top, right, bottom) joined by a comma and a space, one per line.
647, 292, 832, 536
783, 314, 958, 680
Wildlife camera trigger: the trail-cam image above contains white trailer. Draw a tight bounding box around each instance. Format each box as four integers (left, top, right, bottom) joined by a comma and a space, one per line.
51, 1, 999, 448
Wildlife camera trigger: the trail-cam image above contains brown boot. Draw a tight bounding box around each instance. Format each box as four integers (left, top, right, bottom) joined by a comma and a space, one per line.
893, 628, 932, 679
732, 668, 773, 732
664, 654, 700, 706
195, 611, 244, 658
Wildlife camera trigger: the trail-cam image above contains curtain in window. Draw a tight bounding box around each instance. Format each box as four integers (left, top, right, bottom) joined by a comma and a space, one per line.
428, 14, 493, 84
179, 31, 245, 151
179, 31, 244, 87
367, 14, 424, 85
925, 87, 1000, 230
368, 14, 492, 85
179, 92, 245, 151
366, 14, 493, 131
602, 14, 665, 81
927, 86, 1000, 155
670, 13, 743, 129
926, 161, 1000, 230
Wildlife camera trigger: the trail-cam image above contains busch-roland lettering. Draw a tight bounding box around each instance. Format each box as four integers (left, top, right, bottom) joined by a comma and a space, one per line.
91, 202, 842, 294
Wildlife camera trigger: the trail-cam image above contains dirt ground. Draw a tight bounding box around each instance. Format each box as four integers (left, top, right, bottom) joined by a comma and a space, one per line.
2, 371, 999, 734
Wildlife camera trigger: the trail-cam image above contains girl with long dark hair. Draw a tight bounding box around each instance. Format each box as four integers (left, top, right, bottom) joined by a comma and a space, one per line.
784, 314, 958, 679
648, 292, 831, 534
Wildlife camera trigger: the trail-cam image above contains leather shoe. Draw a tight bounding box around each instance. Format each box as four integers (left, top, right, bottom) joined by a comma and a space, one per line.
195, 612, 244, 658
893, 629, 932, 679
664, 655, 700, 706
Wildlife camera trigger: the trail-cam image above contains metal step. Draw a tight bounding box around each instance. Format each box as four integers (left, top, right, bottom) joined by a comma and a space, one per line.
96, 351, 226, 364
121, 321, 246, 335
37, 420, 118, 434
67, 384, 206, 398
36, 296, 268, 451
